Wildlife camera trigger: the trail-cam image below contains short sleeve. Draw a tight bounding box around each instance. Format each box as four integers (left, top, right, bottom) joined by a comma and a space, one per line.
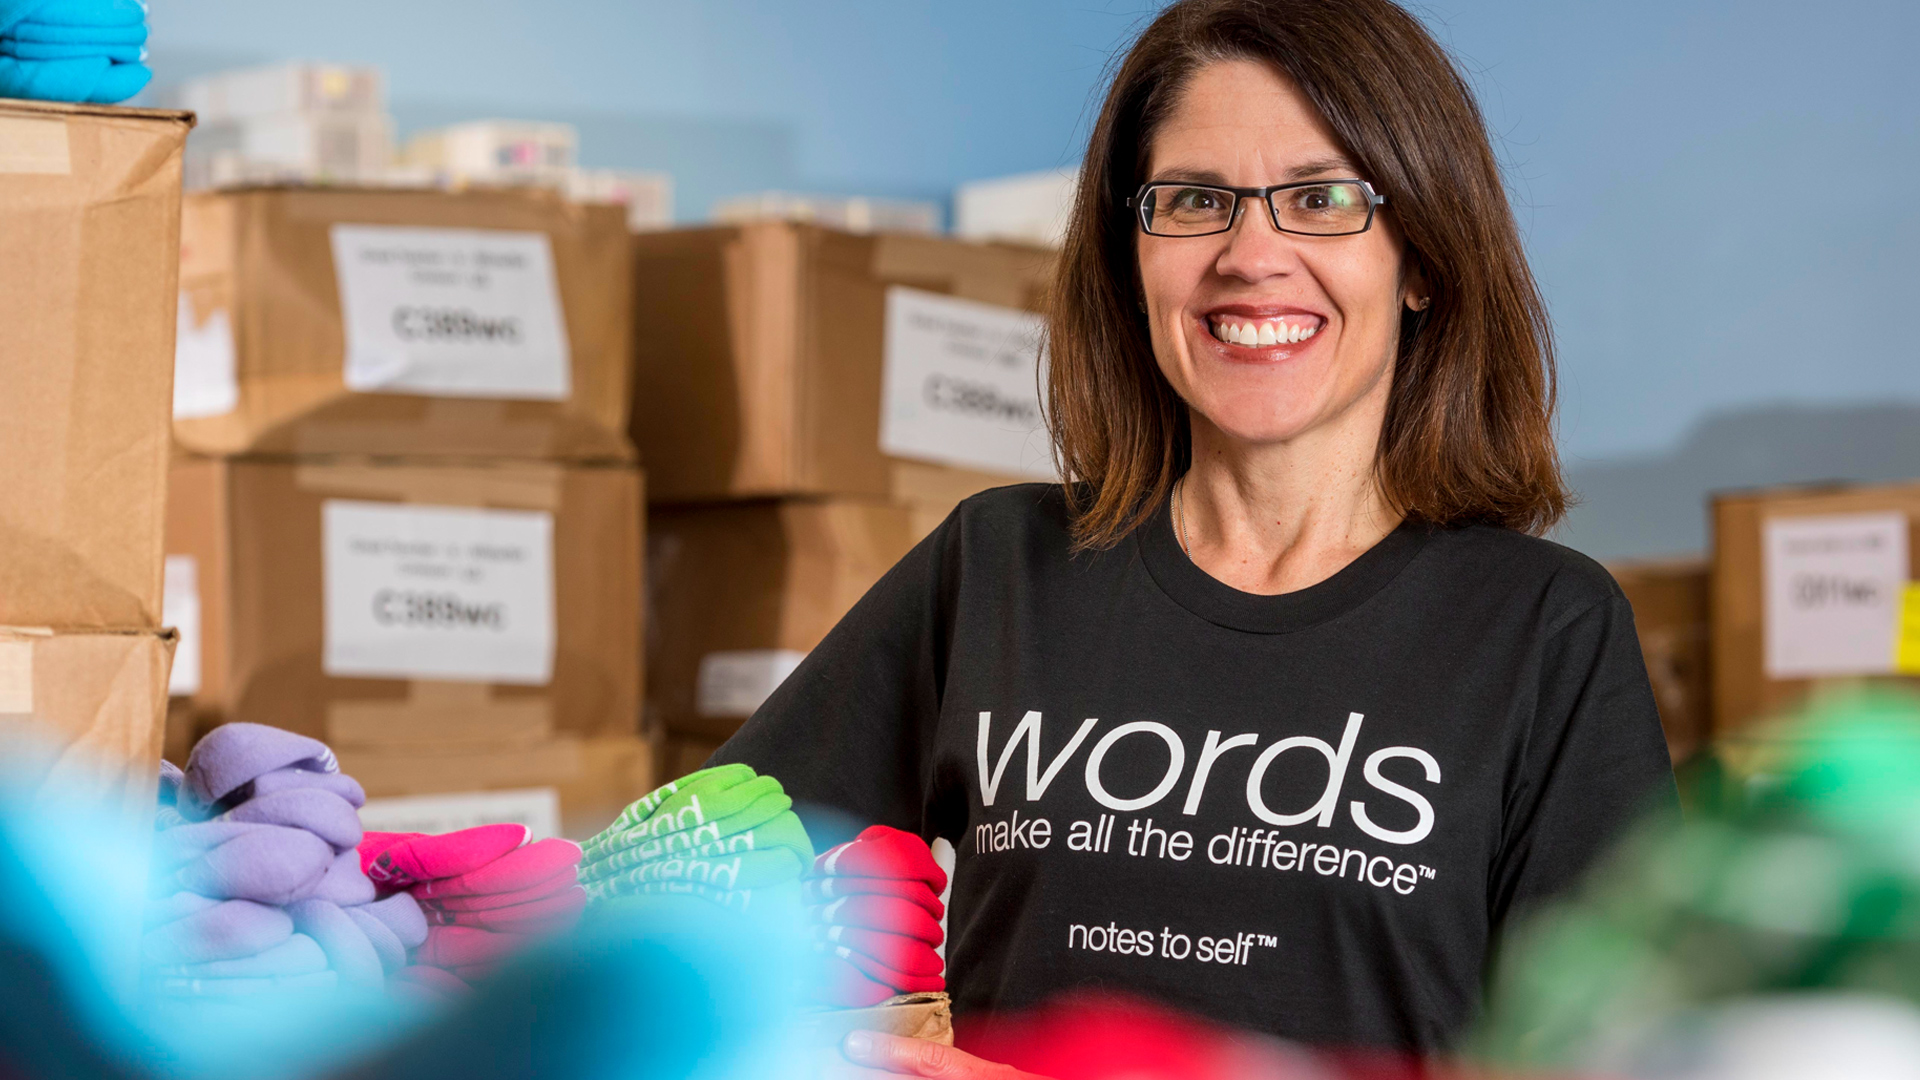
1489, 593, 1677, 927
709, 512, 959, 847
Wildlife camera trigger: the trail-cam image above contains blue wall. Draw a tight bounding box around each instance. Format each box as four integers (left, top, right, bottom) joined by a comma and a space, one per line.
148, 0, 1920, 554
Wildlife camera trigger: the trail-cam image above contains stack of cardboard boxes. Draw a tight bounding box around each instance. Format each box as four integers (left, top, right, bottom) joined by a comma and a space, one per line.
0, 101, 192, 834
632, 222, 1057, 771
162, 182, 651, 839
171, 63, 395, 190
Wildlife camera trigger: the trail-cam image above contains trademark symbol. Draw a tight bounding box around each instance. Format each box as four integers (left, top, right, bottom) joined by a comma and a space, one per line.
1418, 866, 1437, 879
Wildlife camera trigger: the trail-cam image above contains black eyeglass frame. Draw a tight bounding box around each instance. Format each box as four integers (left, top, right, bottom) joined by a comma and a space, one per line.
1127, 178, 1387, 237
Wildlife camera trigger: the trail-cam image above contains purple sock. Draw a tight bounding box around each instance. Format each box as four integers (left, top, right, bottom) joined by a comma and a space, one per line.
143, 899, 293, 965
183, 724, 339, 818
310, 848, 377, 907
220, 788, 363, 851
287, 899, 384, 989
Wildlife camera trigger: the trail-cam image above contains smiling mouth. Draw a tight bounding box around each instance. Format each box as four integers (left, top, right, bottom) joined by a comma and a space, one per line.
1207, 314, 1323, 347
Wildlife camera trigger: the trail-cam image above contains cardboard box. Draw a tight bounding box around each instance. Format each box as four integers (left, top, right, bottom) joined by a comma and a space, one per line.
186, 112, 394, 190
1610, 558, 1712, 762
805, 992, 954, 1048
629, 222, 1056, 501
165, 456, 643, 741
1, 101, 191, 628
954, 167, 1078, 249
659, 734, 725, 784
1711, 482, 1920, 734
346, 734, 656, 840
167, 63, 386, 124
173, 185, 634, 461
647, 499, 918, 740
710, 193, 940, 235
404, 121, 577, 184
565, 168, 674, 231
0, 627, 173, 822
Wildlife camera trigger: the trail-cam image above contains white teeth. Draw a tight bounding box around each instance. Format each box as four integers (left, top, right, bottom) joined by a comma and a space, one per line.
1210, 318, 1322, 346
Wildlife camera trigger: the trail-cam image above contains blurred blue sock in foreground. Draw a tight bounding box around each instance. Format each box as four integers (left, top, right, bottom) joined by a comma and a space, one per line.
0, 749, 813, 1080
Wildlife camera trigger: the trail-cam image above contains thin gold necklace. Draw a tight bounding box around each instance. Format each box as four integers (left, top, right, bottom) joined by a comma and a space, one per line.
1174, 475, 1193, 561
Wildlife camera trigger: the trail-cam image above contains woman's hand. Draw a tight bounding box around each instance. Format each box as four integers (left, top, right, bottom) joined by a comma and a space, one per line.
830, 1030, 1052, 1079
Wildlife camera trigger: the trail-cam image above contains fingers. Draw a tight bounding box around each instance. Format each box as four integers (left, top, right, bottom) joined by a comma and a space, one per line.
840, 1031, 1032, 1079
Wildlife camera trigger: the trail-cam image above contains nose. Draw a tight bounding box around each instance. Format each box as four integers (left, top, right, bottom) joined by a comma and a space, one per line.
1213, 198, 1301, 283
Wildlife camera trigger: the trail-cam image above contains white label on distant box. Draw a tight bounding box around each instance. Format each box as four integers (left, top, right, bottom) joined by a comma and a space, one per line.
359, 788, 560, 841
163, 555, 201, 697
173, 294, 238, 419
322, 500, 556, 684
329, 225, 571, 400
880, 286, 1057, 480
1764, 512, 1909, 678
696, 649, 805, 718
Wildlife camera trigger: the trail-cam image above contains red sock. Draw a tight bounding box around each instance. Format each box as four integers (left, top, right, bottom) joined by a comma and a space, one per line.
812, 893, 943, 946
802, 875, 944, 919
814, 924, 944, 977
813, 826, 946, 893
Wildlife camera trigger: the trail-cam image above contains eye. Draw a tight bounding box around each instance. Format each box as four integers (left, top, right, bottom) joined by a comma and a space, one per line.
1170, 187, 1227, 212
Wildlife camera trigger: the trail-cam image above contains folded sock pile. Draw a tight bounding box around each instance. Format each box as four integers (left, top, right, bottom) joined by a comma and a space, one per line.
579, 764, 814, 912
143, 725, 426, 999
359, 824, 584, 995
806, 825, 947, 1007
0, 0, 150, 104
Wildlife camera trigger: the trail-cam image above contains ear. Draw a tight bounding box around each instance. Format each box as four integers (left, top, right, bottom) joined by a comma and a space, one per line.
1402, 263, 1432, 312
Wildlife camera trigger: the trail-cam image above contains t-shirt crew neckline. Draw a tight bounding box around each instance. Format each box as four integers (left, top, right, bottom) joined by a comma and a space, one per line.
1135, 492, 1433, 635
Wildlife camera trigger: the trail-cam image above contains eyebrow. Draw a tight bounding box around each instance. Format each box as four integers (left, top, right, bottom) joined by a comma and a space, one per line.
1148, 156, 1361, 186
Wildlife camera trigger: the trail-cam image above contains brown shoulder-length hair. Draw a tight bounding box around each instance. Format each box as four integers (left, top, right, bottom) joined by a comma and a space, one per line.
1048, 0, 1568, 550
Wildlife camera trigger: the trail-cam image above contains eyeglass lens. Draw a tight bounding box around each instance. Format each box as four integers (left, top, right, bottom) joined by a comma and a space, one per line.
1142, 183, 1372, 236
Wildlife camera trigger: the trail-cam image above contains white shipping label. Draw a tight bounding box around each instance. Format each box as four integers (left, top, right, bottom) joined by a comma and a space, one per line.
1764, 512, 1909, 678
322, 501, 556, 685
880, 286, 1057, 480
173, 294, 238, 419
329, 225, 572, 400
696, 650, 806, 718
163, 555, 201, 697
359, 788, 560, 841
0, 642, 31, 715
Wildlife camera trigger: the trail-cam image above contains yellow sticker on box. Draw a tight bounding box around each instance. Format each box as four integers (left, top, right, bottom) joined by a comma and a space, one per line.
1895, 583, 1920, 675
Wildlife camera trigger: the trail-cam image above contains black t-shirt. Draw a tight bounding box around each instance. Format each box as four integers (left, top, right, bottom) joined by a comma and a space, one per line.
715, 484, 1674, 1053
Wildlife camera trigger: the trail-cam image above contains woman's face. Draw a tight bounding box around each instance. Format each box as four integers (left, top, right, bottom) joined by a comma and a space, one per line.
1138, 59, 1419, 451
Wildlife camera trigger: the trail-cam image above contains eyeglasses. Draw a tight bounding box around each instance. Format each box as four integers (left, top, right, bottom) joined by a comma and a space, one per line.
1129, 179, 1386, 237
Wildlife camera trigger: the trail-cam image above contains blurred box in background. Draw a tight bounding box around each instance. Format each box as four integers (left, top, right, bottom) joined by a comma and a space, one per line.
1610, 558, 1713, 763
167, 63, 394, 190
953, 167, 1078, 249
186, 112, 394, 190
168, 62, 385, 122
345, 732, 655, 841
404, 120, 577, 185
629, 222, 1055, 501
658, 734, 725, 785
0, 627, 173, 825
563, 167, 673, 231
0, 102, 191, 628
164, 456, 643, 743
1712, 481, 1920, 734
711, 192, 940, 235
647, 499, 918, 741
173, 186, 633, 460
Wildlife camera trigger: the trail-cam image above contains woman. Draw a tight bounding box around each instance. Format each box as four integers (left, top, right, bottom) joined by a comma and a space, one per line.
719, 0, 1674, 1067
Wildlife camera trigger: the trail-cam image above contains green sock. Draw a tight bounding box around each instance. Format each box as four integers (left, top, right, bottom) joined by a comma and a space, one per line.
587, 877, 803, 914
581, 792, 805, 880
580, 809, 814, 884
585, 847, 807, 896
583, 770, 783, 861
